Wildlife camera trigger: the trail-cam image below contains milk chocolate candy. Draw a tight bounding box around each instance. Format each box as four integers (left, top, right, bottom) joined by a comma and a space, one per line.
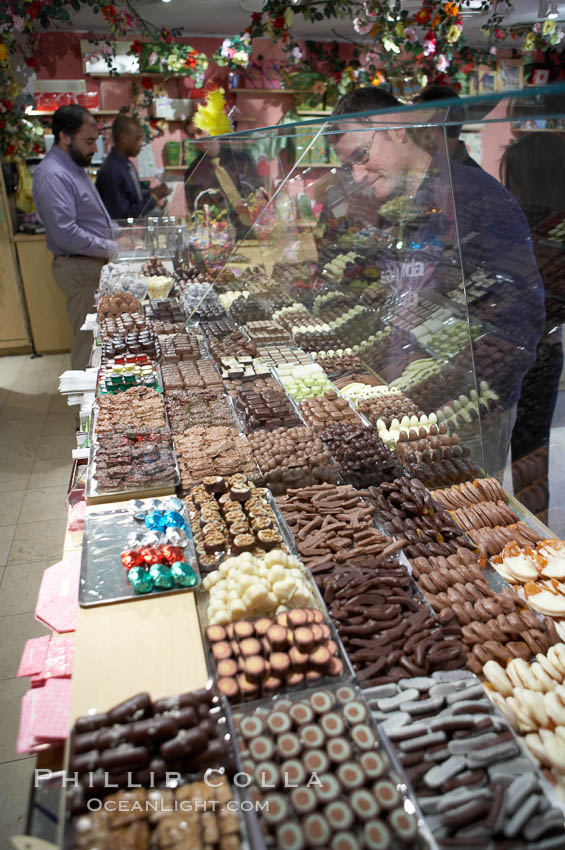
108, 692, 152, 724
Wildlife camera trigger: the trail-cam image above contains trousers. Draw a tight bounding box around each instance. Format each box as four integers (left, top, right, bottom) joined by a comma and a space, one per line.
51, 256, 105, 370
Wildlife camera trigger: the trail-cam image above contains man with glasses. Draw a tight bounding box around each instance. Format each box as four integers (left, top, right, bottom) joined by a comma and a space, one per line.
327, 87, 544, 479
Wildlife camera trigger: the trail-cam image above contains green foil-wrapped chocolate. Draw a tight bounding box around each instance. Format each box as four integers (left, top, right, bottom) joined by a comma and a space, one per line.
171, 561, 197, 588
128, 566, 154, 594
149, 563, 174, 589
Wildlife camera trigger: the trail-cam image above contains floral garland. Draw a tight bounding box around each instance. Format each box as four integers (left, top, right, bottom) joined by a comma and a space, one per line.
128, 38, 208, 82
243, 0, 564, 93
213, 33, 253, 69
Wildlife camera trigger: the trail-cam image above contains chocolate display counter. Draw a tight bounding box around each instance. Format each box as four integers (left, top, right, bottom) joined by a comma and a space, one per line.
21, 86, 565, 849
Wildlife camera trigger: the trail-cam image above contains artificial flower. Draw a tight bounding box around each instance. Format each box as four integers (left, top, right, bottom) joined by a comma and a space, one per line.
0, 43, 7, 62
423, 30, 437, 55
11, 15, 25, 31
534, 22, 542, 32
148, 51, 158, 66
141, 77, 153, 90
290, 46, 303, 62
431, 15, 441, 27
161, 28, 173, 45
414, 8, 431, 24
444, 2, 459, 15
383, 36, 401, 53
26, 2, 41, 20
495, 27, 505, 39
284, 8, 293, 28
551, 28, 564, 43
489, 45, 497, 55
436, 53, 450, 71
273, 16, 286, 30
353, 17, 373, 34
404, 26, 418, 43
523, 31, 537, 51
446, 24, 461, 43
543, 19, 556, 35
166, 53, 184, 71
251, 12, 262, 25
371, 71, 385, 85
395, 22, 405, 38
312, 80, 326, 93
131, 40, 143, 54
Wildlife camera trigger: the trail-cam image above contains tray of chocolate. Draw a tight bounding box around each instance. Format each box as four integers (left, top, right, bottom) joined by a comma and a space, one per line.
184, 474, 292, 573
93, 384, 169, 438
232, 384, 303, 434
86, 430, 179, 505
202, 603, 355, 705
232, 683, 436, 850
160, 330, 204, 364
79, 496, 199, 606
365, 670, 565, 850
319, 422, 405, 490
243, 320, 291, 345
174, 425, 259, 491
276, 483, 406, 580
166, 388, 236, 436
430, 478, 546, 561
64, 687, 251, 850
96, 355, 161, 396
317, 554, 467, 688
246, 425, 342, 496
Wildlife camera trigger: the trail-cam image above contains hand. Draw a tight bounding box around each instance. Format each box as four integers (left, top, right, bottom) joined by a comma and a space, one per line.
152, 182, 171, 200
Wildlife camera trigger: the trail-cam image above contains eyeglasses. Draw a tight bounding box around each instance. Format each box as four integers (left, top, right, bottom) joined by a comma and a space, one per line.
341, 130, 377, 174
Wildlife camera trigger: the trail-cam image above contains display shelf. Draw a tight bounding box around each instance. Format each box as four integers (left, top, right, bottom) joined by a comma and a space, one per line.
164, 165, 187, 171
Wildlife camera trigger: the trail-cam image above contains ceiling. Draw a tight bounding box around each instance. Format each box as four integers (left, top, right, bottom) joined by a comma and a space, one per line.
61, 0, 563, 46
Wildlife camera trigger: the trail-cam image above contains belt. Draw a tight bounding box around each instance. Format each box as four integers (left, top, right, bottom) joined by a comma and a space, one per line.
54, 254, 107, 262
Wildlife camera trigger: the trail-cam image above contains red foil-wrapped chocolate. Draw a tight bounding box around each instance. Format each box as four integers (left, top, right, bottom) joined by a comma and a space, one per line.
161, 544, 184, 565
121, 550, 144, 570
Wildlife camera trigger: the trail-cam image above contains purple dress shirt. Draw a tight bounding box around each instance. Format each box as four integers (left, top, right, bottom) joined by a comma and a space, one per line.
32, 146, 118, 258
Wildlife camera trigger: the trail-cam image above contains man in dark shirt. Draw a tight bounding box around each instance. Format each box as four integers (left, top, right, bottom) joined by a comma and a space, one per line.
96, 116, 169, 219
416, 84, 481, 169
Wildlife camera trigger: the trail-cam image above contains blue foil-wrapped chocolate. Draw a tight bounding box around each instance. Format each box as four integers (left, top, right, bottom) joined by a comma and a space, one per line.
171, 561, 197, 587
149, 563, 174, 589
128, 567, 154, 594
144, 512, 166, 532
163, 510, 185, 530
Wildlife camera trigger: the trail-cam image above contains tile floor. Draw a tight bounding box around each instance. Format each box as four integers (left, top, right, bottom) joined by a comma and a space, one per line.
1, 352, 565, 842
0, 352, 75, 843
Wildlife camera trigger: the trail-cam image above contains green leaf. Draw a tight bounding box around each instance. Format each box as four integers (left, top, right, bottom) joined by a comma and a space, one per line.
71, 0, 80, 9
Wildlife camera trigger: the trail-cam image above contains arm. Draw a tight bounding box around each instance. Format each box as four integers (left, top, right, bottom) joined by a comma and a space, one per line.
34, 169, 116, 258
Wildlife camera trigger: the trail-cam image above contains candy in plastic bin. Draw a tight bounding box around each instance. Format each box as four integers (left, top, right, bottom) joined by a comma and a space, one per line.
171, 561, 197, 587
147, 499, 164, 512
165, 497, 184, 513
126, 532, 146, 549
128, 567, 153, 594
121, 550, 144, 570
141, 531, 166, 547
127, 499, 146, 517
163, 510, 185, 530
166, 527, 189, 547
145, 512, 166, 532
149, 563, 175, 589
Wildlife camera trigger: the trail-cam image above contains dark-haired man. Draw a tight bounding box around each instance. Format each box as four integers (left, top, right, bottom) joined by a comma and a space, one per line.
328, 87, 544, 478
96, 115, 169, 219
33, 104, 118, 369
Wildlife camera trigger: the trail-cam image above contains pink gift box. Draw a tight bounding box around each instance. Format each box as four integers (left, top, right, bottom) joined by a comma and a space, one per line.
34, 678, 72, 742
17, 636, 50, 678
35, 555, 80, 633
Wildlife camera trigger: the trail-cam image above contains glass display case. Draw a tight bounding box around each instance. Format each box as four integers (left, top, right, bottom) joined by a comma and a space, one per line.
180, 84, 565, 534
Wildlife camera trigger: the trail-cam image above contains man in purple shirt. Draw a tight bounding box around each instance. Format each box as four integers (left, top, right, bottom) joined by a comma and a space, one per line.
33, 105, 118, 369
